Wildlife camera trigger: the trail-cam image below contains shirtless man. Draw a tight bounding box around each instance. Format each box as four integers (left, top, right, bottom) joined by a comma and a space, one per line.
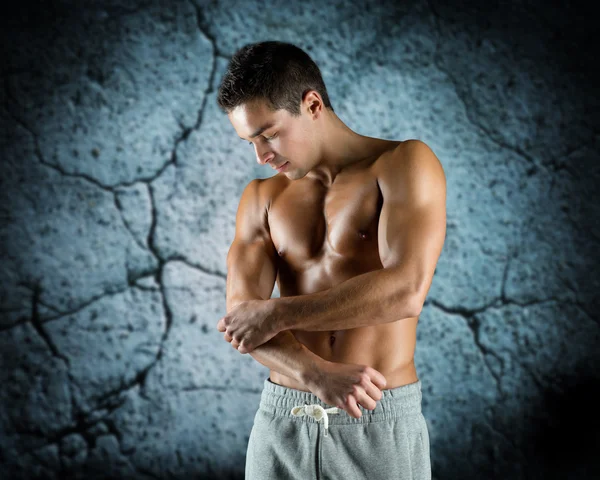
215, 41, 446, 480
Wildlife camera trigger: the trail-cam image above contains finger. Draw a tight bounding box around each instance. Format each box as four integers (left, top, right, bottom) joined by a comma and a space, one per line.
353, 384, 377, 411
360, 375, 383, 403
225, 328, 236, 340
345, 393, 362, 419
365, 367, 387, 390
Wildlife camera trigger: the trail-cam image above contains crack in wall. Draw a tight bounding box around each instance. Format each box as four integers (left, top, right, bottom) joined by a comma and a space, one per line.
190, 1, 231, 60
484, 418, 525, 462
162, 1, 225, 203
113, 191, 150, 252
129, 183, 173, 403
3, 43, 226, 333
563, 134, 600, 160
469, 315, 503, 392
145, 182, 159, 258
18, 392, 127, 458
80, 428, 154, 479
166, 255, 227, 281
426, 0, 550, 180
28, 286, 129, 326
5, 3, 594, 478
29, 284, 82, 445
499, 248, 514, 303
0, 285, 61, 332
555, 275, 598, 326
426, 295, 573, 389
4, 79, 175, 192
2, 97, 112, 193
29, 282, 70, 366
426, 299, 505, 419
132, 281, 161, 292
427, 299, 514, 461
573, 301, 598, 327
9, 172, 221, 426
427, 292, 586, 464
180, 384, 263, 394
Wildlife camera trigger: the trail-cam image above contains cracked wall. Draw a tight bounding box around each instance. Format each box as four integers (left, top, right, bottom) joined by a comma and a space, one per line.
1, 0, 598, 479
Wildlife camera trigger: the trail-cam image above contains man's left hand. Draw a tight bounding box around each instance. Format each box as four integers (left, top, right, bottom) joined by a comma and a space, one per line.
216, 299, 282, 354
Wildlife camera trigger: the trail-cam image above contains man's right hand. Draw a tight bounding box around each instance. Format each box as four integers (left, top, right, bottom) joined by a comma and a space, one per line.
305, 361, 387, 419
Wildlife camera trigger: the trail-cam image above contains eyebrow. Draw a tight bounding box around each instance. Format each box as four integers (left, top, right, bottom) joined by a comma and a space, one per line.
239, 122, 275, 140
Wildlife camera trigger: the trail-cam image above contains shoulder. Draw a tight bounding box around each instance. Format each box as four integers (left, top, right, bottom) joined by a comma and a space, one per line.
241, 174, 287, 204
255, 173, 290, 211
237, 174, 289, 233
375, 139, 444, 176
374, 139, 446, 205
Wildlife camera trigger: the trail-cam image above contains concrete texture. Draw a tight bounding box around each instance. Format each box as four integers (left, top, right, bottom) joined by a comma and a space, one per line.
1, 0, 598, 478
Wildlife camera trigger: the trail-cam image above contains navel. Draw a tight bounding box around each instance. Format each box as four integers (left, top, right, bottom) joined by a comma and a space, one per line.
358, 230, 369, 240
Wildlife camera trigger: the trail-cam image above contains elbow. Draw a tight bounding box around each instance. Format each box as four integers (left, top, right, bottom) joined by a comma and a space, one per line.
407, 272, 431, 317
392, 289, 423, 319
404, 286, 426, 318
389, 267, 427, 318
408, 293, 423, 318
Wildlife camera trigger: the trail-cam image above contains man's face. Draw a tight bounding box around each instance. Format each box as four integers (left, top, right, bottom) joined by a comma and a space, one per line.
228, 99, 317, 180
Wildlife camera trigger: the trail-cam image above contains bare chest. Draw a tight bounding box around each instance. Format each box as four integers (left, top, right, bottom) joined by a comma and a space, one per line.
267, 171, 383, 270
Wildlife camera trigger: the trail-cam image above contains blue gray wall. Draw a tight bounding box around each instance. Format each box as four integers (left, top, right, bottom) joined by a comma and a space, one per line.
1, 1, 598, 479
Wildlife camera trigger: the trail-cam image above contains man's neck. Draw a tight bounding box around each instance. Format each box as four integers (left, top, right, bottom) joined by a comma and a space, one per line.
306, 112, 374, 187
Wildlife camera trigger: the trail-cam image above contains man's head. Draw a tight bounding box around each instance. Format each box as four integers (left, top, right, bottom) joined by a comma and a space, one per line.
217, 41, 335, 180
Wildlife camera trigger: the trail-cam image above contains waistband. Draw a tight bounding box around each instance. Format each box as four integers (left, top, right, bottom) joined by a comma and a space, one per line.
258, 377, 422, 427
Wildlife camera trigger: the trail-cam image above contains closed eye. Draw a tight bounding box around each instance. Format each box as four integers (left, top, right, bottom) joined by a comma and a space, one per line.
247, 133, 277, 146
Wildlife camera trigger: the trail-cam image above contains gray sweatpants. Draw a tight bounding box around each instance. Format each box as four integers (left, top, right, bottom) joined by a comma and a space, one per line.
245, 377, 431, 480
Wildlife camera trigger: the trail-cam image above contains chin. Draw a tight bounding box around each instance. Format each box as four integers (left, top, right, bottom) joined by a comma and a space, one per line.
289, 170, 306, 181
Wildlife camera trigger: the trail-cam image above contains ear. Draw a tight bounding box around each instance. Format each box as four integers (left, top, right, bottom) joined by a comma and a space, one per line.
302, 90, 323, 117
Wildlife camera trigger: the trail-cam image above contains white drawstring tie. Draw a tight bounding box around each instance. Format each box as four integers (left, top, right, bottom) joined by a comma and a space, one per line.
290, 404, 341, 437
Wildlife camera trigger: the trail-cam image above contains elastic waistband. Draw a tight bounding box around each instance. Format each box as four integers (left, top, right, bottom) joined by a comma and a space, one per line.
258, 377, 422, 426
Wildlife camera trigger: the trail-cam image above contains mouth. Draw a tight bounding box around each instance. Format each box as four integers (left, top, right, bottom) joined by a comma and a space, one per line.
275, 162, 289, 172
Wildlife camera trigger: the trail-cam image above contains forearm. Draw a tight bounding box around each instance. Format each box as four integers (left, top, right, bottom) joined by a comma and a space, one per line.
247, 330, 326, 385
227, 297, 325, 385
276, 267, 421, 332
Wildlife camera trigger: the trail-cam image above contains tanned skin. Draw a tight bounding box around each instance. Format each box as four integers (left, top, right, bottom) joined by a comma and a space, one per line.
220, 91, 446, 419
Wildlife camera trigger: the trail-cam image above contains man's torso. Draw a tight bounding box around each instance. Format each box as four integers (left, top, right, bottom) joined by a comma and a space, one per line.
262, 139, 420, 391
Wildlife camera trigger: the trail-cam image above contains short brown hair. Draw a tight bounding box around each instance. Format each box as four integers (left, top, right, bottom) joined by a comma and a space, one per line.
217, 41, 334, 116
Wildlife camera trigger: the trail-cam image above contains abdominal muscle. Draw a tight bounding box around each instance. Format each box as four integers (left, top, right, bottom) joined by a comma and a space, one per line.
269, 314, 420, 392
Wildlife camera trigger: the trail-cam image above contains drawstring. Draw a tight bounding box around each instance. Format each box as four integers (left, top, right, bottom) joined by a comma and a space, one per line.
290, 404, 341, 437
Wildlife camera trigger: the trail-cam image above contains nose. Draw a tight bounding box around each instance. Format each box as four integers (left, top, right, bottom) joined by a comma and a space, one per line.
255, 144, 275, 166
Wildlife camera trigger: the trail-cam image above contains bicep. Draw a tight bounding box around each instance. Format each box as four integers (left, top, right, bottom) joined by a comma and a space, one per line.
377, 141, 447, 293
226, 238, 278, 309
226, 179, 278, 311
378, 200, 446, 290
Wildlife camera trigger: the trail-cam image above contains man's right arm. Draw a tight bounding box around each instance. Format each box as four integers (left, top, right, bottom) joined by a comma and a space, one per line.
224, 178, 326, 387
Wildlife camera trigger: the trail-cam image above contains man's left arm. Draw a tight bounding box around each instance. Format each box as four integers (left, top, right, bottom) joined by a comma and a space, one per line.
277, 139, 447, 332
